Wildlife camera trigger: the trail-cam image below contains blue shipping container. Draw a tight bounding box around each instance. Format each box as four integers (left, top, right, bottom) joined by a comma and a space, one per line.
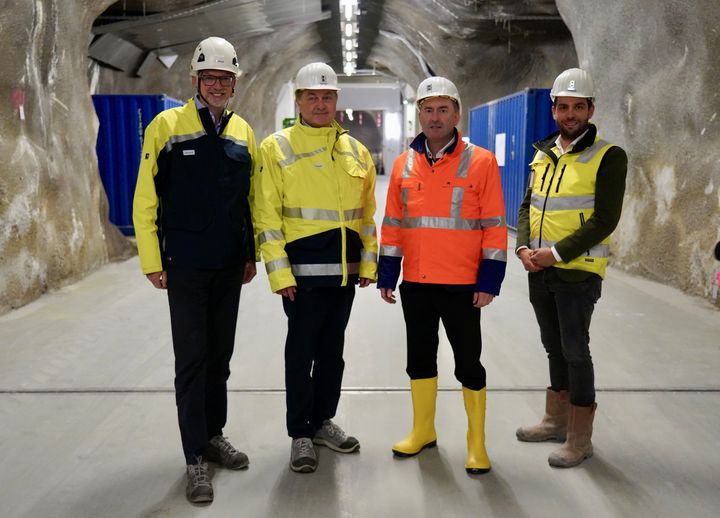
92, 94, 183, 235
468, 88, 556, 229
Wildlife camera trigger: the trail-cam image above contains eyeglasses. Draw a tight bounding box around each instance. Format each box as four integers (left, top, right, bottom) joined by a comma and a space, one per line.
199, 75, 235, 87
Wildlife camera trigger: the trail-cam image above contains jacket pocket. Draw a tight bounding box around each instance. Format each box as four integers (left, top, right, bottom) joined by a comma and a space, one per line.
341, 159, 367, 179
400, 178, 424, 214
442, 178, 479, 218
220, 142, 251, 193
224, 141, 251, 162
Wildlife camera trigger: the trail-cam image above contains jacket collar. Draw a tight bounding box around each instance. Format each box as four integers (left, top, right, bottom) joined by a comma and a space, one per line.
295, 116, 348, 137
409, 128, 461, 157
535, 123, 598, 156
191, 96, 231, 136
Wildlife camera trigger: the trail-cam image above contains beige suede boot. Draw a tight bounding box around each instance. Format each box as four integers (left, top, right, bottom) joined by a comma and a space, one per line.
516, 388, 569, 442
548, 402, 597, 468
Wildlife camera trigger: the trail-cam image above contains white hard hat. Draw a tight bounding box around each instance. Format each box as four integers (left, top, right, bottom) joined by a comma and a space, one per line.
416, 76, 462, 113
191, 37, 240, 77
294, 62, 340, 94
550, 68, 595, 101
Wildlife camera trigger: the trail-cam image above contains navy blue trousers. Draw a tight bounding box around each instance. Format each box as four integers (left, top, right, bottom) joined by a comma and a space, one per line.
167, 266, 243, 463
282, 286, 355, 439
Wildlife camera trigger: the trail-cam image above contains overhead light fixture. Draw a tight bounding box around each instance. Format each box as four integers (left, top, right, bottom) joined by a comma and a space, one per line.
339, 0, 359, 76
156, 52, 178, 69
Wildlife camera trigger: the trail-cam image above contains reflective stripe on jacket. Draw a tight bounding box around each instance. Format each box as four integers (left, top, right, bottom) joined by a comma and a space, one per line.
529, 136, 614, 278
133, 98, 259, 273
379, 133, 507, 293
254, 118, 378, 292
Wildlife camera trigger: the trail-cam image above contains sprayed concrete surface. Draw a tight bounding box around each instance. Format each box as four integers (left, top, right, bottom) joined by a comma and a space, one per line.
0, 0, 133, 314
557, 0, 720, 305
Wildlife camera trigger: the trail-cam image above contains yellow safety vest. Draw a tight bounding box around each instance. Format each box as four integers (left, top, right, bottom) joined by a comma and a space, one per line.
254, 118, 378, 292
528, 137, 614, 278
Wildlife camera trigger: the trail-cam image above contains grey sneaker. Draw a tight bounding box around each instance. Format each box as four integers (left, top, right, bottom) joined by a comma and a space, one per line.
290, 437, 317, 473
207, 435, 249, 470
186, 456, 213, 503
313, 420, 360, 453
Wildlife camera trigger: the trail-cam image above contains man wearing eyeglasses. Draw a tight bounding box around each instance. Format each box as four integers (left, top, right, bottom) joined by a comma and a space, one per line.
133, 36, 258, 504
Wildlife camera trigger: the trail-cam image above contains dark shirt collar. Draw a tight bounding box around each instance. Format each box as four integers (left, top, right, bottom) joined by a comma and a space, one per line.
409, 128, 460, 164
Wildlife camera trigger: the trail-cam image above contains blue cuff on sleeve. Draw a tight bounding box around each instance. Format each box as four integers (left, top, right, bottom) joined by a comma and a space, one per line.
475, 258, 506, 296
378, 256, 401, 290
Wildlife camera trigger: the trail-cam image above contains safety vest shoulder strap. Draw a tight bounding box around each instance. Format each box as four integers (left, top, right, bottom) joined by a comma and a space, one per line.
575, 138, 612, 164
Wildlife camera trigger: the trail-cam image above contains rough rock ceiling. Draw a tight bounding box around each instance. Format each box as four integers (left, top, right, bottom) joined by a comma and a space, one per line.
91, 0, 331, 72
92, 0, 569, 79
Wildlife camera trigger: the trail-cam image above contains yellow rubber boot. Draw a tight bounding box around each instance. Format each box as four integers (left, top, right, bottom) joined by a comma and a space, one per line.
463, 386, 491, 474
392, 377, 438, 457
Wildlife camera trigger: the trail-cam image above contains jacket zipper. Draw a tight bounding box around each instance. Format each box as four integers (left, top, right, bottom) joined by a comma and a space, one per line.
539, 164, 550, 192
555, 164, 567, 193
538, 164, 558, 245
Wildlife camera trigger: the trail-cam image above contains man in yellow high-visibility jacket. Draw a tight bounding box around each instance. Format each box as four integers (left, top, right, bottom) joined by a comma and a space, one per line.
253, 62, 378, 474
133, 37, 258, 503
516, 68, 627, 468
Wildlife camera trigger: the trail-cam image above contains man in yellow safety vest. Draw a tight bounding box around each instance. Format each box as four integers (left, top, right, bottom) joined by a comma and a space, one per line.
515, 67, 628, 468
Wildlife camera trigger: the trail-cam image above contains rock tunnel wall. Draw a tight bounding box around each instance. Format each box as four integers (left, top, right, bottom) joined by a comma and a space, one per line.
0, 0, 133, 314
1, 0, 718, 314
557, 0, 720, 304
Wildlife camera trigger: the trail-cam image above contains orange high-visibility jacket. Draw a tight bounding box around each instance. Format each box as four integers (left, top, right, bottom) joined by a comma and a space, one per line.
378, 132, 507, 294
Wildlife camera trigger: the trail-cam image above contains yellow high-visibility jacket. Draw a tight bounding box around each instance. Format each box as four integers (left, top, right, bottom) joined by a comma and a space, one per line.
254, 118, 378, 293
133, 98, 259, 273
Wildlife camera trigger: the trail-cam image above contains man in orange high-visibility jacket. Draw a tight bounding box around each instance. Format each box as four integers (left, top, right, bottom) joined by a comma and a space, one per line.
378, 76, 507, 474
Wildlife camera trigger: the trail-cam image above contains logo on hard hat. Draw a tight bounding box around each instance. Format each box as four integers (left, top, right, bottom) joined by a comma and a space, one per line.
426, 84, 433, 92
568, 80, 576, 91
321, 74, 327, 83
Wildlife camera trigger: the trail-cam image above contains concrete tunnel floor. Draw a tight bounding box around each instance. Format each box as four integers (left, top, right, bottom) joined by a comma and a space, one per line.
1, 176, 720, 517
